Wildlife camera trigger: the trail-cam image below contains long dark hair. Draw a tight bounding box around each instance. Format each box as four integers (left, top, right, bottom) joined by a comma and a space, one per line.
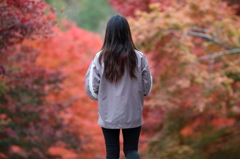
99, 15, 137, 83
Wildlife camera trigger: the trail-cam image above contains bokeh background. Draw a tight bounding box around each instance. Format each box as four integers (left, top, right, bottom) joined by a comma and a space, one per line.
1, 0, 240, 159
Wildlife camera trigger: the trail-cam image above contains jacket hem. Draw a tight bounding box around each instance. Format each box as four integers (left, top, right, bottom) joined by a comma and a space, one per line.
98, 122, 143, 129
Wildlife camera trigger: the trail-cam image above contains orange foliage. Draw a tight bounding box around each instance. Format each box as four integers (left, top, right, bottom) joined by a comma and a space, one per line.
24, 22, 104, 158
10, 145, 23, 153
180, 126, 194, 136
127, 0, 240, 158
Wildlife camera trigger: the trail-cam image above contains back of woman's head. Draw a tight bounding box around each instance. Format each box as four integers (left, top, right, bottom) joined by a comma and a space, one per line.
99, 15, 137, 83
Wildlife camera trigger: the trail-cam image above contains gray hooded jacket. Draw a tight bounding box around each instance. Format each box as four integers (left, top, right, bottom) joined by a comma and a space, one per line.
85, 50, 152, 129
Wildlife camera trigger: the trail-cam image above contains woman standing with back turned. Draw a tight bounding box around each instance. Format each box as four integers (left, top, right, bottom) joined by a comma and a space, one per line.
85, 15, 152, 159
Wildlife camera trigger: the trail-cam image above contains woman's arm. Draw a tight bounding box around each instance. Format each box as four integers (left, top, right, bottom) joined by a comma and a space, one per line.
142, 56, 152, 96
85, 57, 100, 101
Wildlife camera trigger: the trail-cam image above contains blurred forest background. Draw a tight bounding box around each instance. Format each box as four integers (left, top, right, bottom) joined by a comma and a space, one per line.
45, 0, 115, 33
0, 0, 240, 159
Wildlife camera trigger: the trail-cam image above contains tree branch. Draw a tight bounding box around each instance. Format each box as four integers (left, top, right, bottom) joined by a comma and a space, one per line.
165, 28, 232, 50
195, 49, 240, 61
187, 31, 232, 50
189, 26, 208, 33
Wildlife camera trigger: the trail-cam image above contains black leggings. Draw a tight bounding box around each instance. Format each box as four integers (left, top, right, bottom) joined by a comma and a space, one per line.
101, 126, 141, 159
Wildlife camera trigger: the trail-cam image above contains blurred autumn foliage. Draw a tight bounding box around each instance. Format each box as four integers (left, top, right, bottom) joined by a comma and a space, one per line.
0, 0, 103, 158
0, 0, 56, 49
1, 0, 240, 159
108, 0, 240, 17
109, 0, 240, 158
32, 23, 104, 158
108, 0, 173, 17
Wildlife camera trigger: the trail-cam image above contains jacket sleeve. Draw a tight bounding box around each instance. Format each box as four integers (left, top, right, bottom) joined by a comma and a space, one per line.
85, 56, 100, 101
142, 56, 152, 96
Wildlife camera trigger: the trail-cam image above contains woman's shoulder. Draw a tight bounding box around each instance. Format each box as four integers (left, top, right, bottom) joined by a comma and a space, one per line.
134, 49, 148, 62
92, 51, 103, 68
92, 51, 102, 63
134, 49, 146, 57
134, 49, 149, 67
95, 51, 102, 58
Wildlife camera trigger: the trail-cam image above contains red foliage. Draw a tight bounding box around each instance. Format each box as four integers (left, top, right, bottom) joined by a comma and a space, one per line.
0, 0, 56, 49
108, 0, 240, 17
211, 117, 235, 129
0, 0, 85, 158
108, 0, 176, 16
0, 45, 83, 158
27, 22, 104, 158
224, 0, 240, 15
